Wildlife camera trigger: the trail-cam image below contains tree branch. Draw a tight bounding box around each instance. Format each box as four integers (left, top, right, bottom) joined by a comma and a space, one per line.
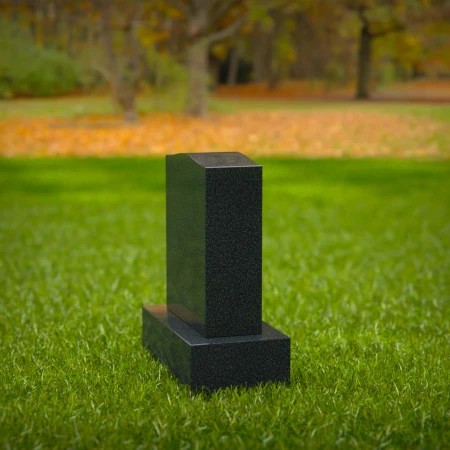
207, 13, 247, 45
211, 0, 240, 25
372, 23, 405, 38
357, 6, 369, 27
90, 61, 115, 86
165, 0, 190, 15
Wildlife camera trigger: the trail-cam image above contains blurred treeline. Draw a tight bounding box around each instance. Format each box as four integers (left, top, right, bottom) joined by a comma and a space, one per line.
0, 0, 449, 120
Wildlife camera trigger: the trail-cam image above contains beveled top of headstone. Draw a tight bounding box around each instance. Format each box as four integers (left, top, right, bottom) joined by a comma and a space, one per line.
186, 152, 259, 168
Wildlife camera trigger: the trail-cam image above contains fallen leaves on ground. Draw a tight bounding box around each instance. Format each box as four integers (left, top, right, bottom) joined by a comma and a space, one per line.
217, 80, 450, 101
0, 110, 448, 158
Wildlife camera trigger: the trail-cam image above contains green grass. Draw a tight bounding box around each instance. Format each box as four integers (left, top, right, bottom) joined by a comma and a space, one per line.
212, 98, 450, 123
1, 94, 450, 123
1, 158, 449, 449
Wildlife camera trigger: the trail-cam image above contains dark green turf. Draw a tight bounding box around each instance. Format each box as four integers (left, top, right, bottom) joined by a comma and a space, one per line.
1, 158, 449, 449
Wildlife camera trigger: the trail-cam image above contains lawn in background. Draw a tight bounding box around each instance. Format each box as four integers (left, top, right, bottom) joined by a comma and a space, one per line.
2, 94, 450, 121
1, 157, 449, 448
1, 96, 449, 158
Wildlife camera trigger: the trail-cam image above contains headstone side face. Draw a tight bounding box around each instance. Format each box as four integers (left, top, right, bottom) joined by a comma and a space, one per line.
205, 166, 262, 337
166, 154, 206, 333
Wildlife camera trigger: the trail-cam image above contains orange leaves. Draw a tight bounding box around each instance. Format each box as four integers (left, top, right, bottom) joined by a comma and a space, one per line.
0, 111, 447, 158
217, 80, 450, 100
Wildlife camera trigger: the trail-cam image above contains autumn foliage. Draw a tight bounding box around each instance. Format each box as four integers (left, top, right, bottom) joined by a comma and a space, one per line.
1, 109, 447, 158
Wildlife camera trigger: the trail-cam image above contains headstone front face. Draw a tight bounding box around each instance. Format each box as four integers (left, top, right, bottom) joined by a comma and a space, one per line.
143, 152, 290, 391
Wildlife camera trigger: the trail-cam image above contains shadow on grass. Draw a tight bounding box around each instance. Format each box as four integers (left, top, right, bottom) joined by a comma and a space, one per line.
0, 158, 166, 198
0, 157, 449, 201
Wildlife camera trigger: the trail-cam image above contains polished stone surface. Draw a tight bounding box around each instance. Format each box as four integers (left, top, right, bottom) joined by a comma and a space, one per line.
142, 305, 290, 391
187, 152, 259, 168
143, 152, 290, 390
166, 153, 262, 338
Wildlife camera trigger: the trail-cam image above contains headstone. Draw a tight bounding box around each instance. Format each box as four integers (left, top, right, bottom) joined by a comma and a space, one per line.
142, 152, 290, 391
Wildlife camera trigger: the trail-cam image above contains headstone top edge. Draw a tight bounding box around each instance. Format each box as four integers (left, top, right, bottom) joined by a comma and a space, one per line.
166, 152, 260, 168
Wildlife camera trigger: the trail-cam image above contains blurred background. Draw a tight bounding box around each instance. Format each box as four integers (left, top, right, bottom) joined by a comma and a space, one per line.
0, 0, 449, 157
1, 3, 450, 447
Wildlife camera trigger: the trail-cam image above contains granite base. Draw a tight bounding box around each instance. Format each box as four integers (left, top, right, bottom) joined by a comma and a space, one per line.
142, 305, 290, 391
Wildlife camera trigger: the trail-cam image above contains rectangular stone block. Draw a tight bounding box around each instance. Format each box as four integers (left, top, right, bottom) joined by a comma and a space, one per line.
166, 153, 262, 338
143, 151, 290, 390
142, 305, 290, 391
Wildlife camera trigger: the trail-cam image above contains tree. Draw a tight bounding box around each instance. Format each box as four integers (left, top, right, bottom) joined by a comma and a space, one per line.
227, 45, 240, 86
345, 0, 431, 99
167, 0, 247, 117
98, 0, 143, 122
249, 1, 311, 90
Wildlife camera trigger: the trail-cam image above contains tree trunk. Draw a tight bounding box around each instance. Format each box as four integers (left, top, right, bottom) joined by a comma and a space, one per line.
100, 0, 139, 122
209, 57, 220, 92
227, 46, 239, 86
267, 11, 283, 90
412, 61, 423, 79
268, 71, 281, 90
252, 26, 268, 82
356, 24, 372, 99
183, 1, 246, 117
118, 87, 137, 122
267, 37, 281, 90
28, 0, 37, 41
252, 37, 263, 82
186, 39, 208, 117
66, 13, 74, 57
10, 0, 19, 22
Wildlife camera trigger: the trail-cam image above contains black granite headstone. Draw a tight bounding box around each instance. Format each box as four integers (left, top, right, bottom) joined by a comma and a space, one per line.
166, 152, 262, 338
142, 152, 290, 391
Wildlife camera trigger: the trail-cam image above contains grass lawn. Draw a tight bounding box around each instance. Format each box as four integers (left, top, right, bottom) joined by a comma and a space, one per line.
1, 96, 449, 158
1, 94, 450, 122
0, 157, 449, 448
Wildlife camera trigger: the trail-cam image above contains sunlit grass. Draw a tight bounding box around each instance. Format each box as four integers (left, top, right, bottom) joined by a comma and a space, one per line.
1, 158, 449, 448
